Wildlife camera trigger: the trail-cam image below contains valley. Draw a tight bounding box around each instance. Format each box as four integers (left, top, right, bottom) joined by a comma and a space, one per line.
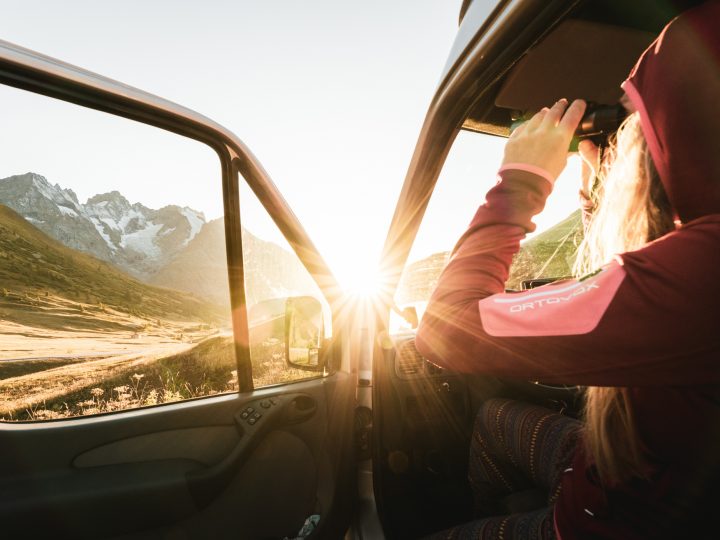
0, 172, 318, 420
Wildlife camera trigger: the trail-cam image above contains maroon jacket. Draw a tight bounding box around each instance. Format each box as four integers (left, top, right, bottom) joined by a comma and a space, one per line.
416, 3, 720, 538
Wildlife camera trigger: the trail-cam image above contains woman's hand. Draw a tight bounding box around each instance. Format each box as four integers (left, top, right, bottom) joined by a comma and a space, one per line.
502, 98, 587, 182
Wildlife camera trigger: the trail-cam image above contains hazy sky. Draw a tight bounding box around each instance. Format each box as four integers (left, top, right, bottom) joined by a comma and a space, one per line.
0, 1, 580, 289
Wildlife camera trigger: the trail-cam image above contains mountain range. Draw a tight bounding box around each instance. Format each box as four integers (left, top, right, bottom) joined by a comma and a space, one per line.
0, 203, 225, 327
0, 173, 319, 309
0, 173, 204, 280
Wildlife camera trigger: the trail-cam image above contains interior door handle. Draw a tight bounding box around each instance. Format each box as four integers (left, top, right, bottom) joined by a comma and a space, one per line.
188, 392, 318, 507
285, 395, 317, 423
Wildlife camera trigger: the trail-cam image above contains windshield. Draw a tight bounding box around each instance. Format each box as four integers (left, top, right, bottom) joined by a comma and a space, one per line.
392, 129, 583, 331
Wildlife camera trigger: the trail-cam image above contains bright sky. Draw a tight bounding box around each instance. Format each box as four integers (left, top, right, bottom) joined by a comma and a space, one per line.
0, 0, 580, 291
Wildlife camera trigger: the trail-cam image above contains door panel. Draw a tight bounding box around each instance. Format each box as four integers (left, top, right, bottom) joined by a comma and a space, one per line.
1, 373, 354, 539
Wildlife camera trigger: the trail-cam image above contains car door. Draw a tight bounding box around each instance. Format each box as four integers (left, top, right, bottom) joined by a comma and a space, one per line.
0, 40, 356, 540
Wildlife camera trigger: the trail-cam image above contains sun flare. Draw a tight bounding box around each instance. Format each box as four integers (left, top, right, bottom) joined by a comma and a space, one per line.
337, 262, 385, 298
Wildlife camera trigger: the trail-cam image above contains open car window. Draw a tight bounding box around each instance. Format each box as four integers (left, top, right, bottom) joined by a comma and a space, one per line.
0, 84, 233, 421
392, 130, 583, 331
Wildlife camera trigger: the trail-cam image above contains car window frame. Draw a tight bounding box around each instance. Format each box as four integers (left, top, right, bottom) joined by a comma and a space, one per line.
0, 39, 340, 415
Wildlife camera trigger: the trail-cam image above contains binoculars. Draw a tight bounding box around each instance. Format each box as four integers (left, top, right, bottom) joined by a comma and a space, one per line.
575, 103, 627, 143
511, 102, 628, 150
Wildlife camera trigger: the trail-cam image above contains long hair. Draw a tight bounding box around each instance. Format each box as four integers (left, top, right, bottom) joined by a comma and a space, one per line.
575, 112, 674, 485
574, 113, 674, 276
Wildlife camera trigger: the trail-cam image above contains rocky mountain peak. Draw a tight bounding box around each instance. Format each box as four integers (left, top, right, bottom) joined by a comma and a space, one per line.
87, 190, 130, 206
5, 172, 81, 210
0, 172, 208, 281
85, 190, 135, 224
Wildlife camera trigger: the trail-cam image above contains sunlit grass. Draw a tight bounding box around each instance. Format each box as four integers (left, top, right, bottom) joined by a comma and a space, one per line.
0, 333, 313, 422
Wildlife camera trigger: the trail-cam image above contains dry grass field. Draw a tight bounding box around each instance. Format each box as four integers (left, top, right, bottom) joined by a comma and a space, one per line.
1, 311, 311, 421
0, 312, 217, 418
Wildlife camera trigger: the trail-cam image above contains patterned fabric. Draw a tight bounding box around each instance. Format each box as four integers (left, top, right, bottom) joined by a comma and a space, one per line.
425, 399, 581, 540
424, 508, 555, 540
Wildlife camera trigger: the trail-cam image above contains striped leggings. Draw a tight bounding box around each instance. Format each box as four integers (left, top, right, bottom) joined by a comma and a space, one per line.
425, 399, 581, 540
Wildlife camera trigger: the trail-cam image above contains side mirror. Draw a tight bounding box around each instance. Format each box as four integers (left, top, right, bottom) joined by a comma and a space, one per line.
285, 296, 325, 371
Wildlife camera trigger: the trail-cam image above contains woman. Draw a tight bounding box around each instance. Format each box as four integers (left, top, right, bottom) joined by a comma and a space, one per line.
416, 3, 720, 539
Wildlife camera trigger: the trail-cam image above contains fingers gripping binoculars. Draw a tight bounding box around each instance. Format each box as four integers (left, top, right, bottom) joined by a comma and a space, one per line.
511, 102, 628, 150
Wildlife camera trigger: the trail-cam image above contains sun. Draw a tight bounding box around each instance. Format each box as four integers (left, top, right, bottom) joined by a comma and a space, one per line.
336, 262, 385, 298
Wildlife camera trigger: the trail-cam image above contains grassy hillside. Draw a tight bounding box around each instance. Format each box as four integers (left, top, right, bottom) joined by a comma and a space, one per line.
506, 210, 583, 289
396, 211, 584, 303
0, 204, 227, 328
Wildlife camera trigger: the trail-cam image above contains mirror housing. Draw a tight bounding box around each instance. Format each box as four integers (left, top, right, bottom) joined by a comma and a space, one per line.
285, 296, 325, 371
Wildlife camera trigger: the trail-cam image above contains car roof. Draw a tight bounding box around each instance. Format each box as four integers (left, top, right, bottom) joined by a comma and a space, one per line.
454, 0, 707, 136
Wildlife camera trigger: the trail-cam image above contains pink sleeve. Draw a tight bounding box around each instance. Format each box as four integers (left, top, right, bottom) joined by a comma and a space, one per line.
415, 172, 720, 386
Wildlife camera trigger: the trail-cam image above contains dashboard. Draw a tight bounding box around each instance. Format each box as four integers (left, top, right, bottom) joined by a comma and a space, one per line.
393, 337, 447, 379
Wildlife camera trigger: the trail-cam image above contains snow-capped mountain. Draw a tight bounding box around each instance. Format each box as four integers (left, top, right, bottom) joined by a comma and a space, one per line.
0, 172, 205, 279
0, 172, 321, 309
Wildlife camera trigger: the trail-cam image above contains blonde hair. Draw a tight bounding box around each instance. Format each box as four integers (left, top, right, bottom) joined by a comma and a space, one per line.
575, 112, 674, 485
574, 113, 674, 276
